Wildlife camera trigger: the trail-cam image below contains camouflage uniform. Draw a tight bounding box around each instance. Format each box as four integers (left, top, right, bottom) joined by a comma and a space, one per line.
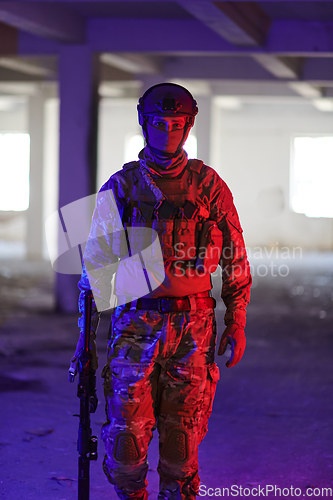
101, 306, 218, 500
73, 83, 251, 500
75, 158, 251, 500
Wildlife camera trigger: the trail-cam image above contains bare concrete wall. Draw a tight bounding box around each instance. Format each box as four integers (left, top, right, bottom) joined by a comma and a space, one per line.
0, 100, 27, 133
213, 101, 333, 250
97, 97, 140, 189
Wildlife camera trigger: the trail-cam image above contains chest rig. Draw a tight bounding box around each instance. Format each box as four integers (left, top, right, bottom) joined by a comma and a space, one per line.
112, 160, 222, 270
128, 160, 200, 206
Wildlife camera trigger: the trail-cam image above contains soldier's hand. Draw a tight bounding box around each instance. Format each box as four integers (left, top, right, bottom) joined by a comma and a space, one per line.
68, 367, 76, 383
68, 354, 80, 383
218, 323, 246, 368
68, 330, 99, 383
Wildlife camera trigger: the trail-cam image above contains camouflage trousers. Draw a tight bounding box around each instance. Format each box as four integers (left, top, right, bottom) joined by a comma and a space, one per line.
101, 305, 220, 500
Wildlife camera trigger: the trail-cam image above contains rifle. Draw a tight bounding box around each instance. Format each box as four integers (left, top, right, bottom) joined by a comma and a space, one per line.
71, 289, 98, 500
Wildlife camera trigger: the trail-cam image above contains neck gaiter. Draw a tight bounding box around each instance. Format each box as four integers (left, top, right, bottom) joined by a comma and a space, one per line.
139, 146, 189, 178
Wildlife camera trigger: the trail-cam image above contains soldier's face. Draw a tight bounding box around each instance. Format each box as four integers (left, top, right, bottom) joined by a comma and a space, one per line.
151, 116, 187, 131
146, 116, 188, 154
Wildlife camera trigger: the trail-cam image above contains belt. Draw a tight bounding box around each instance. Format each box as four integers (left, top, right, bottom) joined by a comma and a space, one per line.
117, 292, 216, 312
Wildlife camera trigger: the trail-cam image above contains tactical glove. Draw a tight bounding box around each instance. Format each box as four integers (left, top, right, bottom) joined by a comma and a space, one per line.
69, 305, 101, 383
218, 323, 246, 368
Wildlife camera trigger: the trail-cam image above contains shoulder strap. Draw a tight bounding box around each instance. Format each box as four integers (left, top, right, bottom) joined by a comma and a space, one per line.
185, 159, 202, 201
187, 159, 203, 174
138, 160, 180, 219
122, 160, 139, 171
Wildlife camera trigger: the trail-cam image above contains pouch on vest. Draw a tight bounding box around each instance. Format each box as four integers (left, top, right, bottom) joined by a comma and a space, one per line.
152, 220, 174, 259
195, 221, 223, 274
173, 219, 199, 261
124, 220, 174, 260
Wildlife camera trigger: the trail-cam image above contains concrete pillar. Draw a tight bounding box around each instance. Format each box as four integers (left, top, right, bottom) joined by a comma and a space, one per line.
196, 95, 212, 166
27, 86, 45, 260
42, 97, 59, 261
56, 45, 99, 312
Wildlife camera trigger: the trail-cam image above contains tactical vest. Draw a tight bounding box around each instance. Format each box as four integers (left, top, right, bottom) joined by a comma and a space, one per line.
112, 160, 223, 273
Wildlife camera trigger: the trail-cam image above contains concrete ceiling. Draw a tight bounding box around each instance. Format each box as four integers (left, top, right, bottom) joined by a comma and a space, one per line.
0, 0, 332, 105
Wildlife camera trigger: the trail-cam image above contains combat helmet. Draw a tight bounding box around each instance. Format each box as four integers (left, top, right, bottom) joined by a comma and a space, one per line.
137, 83, 198, 156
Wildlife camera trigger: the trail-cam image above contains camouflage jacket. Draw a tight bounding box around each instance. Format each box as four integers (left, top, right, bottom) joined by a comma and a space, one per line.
78, 160, 251, 330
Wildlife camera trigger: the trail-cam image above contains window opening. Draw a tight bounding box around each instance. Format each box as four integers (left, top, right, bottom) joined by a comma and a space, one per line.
0, 133, 30, 211
291, 136, 333, 218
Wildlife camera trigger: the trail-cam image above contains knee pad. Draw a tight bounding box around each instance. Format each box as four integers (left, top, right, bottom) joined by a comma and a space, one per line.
161, 428, 189, 463
103, 454, 149, 496
114, 432, 140, 463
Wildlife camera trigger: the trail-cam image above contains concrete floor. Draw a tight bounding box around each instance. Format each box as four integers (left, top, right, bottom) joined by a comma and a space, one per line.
0, 253, 332, 500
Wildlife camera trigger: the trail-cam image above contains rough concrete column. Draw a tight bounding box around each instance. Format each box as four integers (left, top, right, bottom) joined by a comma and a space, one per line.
27, 86, 44, 260
56, 45, 99, 313
196, 95, 212, 166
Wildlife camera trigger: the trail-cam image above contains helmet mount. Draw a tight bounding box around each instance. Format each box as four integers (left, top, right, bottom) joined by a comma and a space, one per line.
155, 95, 183, 113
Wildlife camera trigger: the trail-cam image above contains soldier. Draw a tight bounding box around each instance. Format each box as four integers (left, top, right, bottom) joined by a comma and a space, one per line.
69, 83, 251, 500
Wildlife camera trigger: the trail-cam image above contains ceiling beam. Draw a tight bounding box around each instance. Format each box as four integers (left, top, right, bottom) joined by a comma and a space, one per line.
87, 18, 333, 56
0, 3, 85, 43
16, 18, 333, 57
266, 19, 333, 55
0, 66, 42, 81
210, 80, 302, 98
100, 63, 138, 82
100, 53, 159, 74
178, 0, 270, 46
0, 56, 55, 77
251, 55, 304, 79
0, 22, 18, 55
287, 82, 322, 99
18, 32, 61, 56
87, 18, 233, 53
164, 55, 277, 80
212, 1, 271, 46
302, 58, 333, 84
